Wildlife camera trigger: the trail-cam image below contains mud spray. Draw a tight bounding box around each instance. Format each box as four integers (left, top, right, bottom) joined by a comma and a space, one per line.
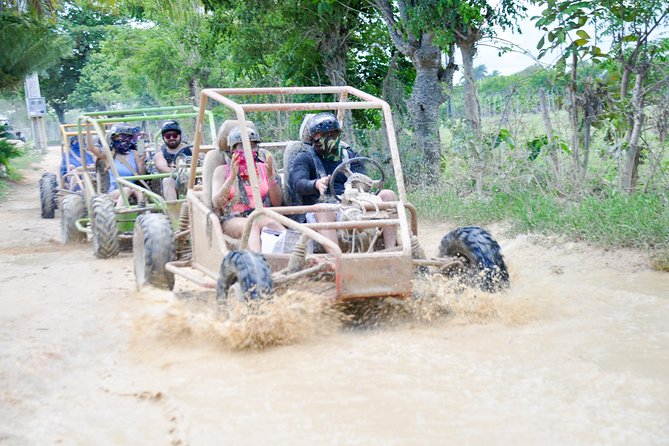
130, 273, 534, 351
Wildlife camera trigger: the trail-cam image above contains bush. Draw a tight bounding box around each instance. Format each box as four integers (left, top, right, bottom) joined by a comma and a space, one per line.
0, 137, 24, 176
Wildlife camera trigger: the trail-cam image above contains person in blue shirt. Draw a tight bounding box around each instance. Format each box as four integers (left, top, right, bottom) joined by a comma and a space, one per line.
61, 136, 94, 190
107, 124, 146, 206
288, 112, 397, 250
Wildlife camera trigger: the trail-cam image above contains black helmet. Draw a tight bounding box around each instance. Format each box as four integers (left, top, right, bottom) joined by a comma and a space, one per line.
109, 123, 137, 138
227, 126, 261, 149
161, 120, 182, 136
308, 112, 340, 137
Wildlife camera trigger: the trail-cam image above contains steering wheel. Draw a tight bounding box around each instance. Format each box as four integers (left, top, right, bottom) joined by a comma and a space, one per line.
172, 145, 194, 168
328, 156, 386, 202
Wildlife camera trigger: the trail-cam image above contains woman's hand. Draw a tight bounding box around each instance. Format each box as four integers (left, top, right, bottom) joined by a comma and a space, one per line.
229, 152, 241, 178
265, 154, 277, 180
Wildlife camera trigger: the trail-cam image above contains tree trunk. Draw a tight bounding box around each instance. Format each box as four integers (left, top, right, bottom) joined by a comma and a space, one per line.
189, 78, 200, 106
538, 88, 561, 188
457, 39, 481, 139
375, 1, 456, 181
407, 40, 447, 181
52, 103, 66, 124
621, 64, 648, 192
581, 81, 601, 174
568, 52, 581, 179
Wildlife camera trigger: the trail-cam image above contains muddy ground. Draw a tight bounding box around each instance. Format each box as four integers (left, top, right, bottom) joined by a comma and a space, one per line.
1, 147, 668, 445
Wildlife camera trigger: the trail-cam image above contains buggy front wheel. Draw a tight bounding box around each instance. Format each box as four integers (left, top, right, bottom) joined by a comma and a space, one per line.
133, 213, 175, 290
438, 226, 509, 292
216, 251, 274, 306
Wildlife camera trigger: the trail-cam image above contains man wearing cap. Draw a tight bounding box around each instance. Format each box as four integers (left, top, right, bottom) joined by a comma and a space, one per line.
153, 120, 192, 200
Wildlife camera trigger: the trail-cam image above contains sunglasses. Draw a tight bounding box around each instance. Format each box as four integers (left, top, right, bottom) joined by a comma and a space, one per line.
163, 132, 180, 140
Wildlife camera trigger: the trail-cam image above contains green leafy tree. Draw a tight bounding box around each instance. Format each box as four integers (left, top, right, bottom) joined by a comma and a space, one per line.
201, 0, 386, 139
0, 0, 59, 17
67, 51, 127, 109
121, 0, 219, 104
40, 3, 125, 122
534, 0, 669, 191
0, 12, 70, 90
373, 0, 525, 178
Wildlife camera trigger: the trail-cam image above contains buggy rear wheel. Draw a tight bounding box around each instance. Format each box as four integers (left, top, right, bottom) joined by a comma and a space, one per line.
91, 194, 119, 258
438, 226, 509, 292
133, 213, 175, 290
216, 251, 274, 305
61, 194, 87, 244
39, 172, 58, 218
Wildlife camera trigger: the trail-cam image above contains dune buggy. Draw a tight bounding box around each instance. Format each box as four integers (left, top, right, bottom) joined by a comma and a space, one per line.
67, 106, 217, 265
39, 123, 98, 223
135, 87, 509, 305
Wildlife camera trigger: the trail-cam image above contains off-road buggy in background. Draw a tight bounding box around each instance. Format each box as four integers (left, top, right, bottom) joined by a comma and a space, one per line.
65, 106, 217, 264
39, 123, 98, 221
134, 86, 509, 307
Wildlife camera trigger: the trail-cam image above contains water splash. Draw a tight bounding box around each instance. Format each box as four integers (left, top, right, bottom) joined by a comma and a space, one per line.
130, 288, 344, 350
130, 273, 533, 351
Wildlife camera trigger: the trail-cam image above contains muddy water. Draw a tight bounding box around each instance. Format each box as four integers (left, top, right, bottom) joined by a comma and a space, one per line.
1, 147, 668, 445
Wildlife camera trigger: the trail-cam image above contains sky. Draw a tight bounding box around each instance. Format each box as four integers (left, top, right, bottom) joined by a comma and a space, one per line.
464, 5, 551, 77
469, 4, 669, 78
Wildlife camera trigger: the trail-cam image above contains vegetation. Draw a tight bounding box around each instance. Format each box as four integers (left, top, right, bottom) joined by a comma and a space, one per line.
0, 12, 70, 89
0, 0, 667, 266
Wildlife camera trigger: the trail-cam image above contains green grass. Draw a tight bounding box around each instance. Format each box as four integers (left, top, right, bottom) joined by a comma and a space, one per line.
410, 186, 669, 269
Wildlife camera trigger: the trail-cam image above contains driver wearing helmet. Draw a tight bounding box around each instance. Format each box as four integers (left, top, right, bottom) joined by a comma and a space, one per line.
288, 112, 397, 250
211, 125, 284, 252
61, 136, 95, 191
107, 124, 146, 206
61, 135, 94, 176
153, 120, 193, 200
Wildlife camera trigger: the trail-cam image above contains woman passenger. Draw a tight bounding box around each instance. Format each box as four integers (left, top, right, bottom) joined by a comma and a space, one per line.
211, 126, 284, 251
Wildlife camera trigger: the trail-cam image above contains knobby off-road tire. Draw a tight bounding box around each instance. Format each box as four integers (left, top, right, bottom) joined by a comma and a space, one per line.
39, 172, 58, 218
216, 251, 274, 305
438, 226, 509, 292
61, 194, 87, 244
133, 213, 175, 290
91, 194, 119, 258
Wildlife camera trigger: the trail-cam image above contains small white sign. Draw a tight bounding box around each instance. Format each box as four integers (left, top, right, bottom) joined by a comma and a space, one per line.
28, 97, 46, 117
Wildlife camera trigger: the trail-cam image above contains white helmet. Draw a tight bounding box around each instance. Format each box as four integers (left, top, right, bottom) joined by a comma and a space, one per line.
227, 126, 260, 149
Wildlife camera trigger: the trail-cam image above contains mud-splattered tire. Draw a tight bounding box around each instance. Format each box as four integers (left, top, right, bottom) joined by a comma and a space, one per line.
216, 251, 273, 305
95, 159, 110, 194
91, 194, 119, 258
39, 172, 58, 218
61, 194, 87, 244
133, 213, 175, 290
438, 226, 509, 292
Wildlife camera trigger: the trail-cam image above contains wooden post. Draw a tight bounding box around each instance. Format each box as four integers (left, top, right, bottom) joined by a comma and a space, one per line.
24, 73, 48, 153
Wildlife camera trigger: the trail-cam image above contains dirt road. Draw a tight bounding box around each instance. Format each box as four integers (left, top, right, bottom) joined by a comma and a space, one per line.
1, 147, 668, 445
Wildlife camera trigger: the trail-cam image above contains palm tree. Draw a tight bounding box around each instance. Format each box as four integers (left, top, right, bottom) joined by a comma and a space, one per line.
473, 64, 488, 81
0, 13, 69, 90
